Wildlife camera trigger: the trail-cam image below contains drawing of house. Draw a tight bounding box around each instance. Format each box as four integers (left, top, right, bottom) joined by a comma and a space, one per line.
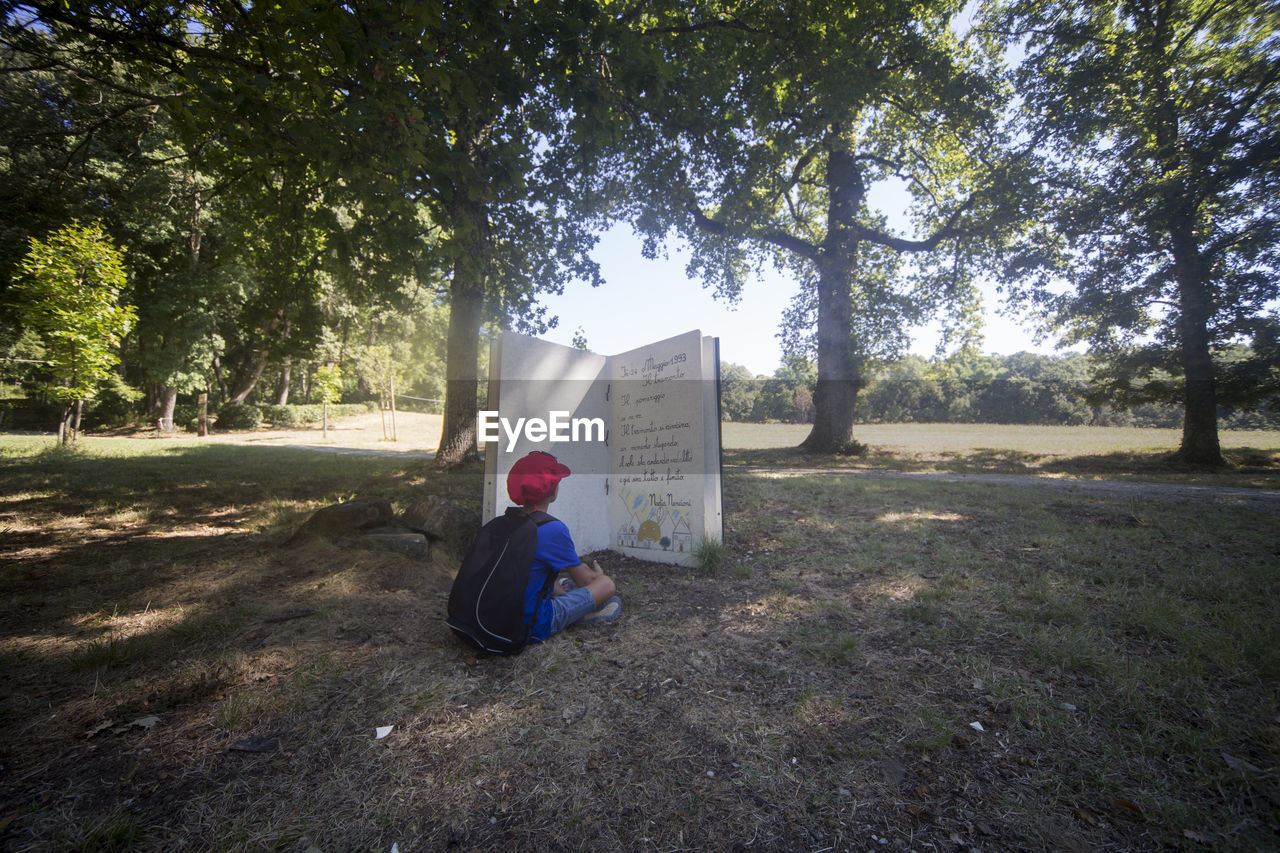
672, 517, 692, 553
617, 522, 637, 549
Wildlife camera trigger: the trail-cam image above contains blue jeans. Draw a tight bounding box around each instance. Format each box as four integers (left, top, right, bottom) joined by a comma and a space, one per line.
546, 586, 598, 636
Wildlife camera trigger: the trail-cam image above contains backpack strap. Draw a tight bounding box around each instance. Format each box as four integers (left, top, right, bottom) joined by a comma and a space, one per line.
509, 508, 561, 634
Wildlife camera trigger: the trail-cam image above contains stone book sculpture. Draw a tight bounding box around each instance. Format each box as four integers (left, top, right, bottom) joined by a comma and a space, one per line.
481, 329, 723, 567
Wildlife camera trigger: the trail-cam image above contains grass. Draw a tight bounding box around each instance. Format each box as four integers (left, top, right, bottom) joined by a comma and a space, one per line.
693, 536, 727, 575
722, 421, 1280, 487
0, 420, 1278, 850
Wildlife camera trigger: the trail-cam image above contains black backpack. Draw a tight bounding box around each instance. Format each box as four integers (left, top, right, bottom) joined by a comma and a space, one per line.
445, 507, 557, 655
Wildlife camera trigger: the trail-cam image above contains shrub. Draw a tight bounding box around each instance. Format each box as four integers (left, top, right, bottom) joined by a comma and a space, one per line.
81, 389, 137, 428
293, 405, 324, 424
215, 403, 263, 431
172, 404, 201, 432
260, 404, 301, 428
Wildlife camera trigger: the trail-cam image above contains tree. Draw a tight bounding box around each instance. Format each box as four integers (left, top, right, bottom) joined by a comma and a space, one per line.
718, 361, 759, 421
608, 0, 1016, 453
10, 221, 136, 443
1000, 0, 1280, 464
751, 357, 818, 424
313, 364, 342, 440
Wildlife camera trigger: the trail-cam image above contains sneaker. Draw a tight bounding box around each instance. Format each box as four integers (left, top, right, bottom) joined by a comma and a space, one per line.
578, 595, 622, 626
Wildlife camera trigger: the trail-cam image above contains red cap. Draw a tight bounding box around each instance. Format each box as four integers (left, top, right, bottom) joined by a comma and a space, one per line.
506, 451, 571, 506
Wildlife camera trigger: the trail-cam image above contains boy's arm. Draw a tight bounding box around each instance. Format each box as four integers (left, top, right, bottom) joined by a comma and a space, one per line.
565, 560, 604, 586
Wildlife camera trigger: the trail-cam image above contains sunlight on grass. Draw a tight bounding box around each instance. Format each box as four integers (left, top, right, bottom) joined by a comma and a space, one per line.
722, 422, 1280, 453
866, 576, 928, 601
874, 509, 968, 524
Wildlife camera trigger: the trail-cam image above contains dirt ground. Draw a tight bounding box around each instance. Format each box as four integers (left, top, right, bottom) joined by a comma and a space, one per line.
193, 409, 444, 455
1, 415, 1277, 851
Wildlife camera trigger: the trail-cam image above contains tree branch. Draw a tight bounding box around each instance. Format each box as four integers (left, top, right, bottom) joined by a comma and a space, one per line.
858, 195, 975, 253
21, 3, 273, 76
686, 201, 818, 260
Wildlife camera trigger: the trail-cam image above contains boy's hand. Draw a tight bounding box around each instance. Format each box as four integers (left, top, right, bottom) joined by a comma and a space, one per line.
568, 559, 607, 587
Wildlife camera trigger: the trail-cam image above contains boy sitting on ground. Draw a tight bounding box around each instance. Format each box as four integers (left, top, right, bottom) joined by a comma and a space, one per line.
506, 451, 622, 640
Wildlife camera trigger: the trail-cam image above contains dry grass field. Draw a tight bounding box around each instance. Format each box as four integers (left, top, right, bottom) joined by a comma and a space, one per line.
0, 416, 1276, 851
722, 422, 1280, 488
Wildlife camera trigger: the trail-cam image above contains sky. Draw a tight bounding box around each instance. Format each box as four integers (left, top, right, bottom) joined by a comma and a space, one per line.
535, 224, 1061, 378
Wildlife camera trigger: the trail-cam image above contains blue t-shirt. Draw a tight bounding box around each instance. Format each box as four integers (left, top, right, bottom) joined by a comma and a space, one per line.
524, 518, 581, 641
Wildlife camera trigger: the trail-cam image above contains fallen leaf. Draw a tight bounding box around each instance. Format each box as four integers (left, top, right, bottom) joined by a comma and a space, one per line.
1111, 798, 1145, 820
905, 804, 934, 822
112, 715, 160, 735
1221, 752, 1264, 774
228, 735, 278, 753
85, 720, 115, 739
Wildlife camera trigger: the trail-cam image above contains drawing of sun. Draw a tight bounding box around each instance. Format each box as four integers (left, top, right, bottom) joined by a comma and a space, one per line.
638, 520, 661, 543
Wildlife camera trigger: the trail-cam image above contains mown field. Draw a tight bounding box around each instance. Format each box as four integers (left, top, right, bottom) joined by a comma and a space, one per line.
0, 422, 1277, 851
722, 422, 1280, 488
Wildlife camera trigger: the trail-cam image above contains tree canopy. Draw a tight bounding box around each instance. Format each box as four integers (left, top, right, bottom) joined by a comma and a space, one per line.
2, 0, 1276, 457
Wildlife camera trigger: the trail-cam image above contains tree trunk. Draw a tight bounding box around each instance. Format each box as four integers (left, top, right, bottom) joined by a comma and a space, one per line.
227, 347, 269, 404
389, 373, 397, 442
437, 281, 484, 466
212, 354, 229, 404
801, 145, 864, 454
1171, 221, 1222, 465
436, 195, 491, 468
274, 356, 292, 406
157, 385, 177, 431
71, 399, 83, 444
58, 404, 72, 446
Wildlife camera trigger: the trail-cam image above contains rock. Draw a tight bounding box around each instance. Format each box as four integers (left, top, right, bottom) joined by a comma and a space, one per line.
286, 497, 395, 546
336, 531, 430, 561
399, 495, 481, 563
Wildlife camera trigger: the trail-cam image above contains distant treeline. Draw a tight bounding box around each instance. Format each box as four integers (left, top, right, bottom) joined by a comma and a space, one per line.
721, 353, 1280, 430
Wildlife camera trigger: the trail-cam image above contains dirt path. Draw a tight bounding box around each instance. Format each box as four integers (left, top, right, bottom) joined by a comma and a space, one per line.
178, 411, 1280, 505
728, 464, 1280, 506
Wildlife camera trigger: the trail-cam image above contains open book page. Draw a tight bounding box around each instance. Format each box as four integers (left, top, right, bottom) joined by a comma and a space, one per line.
482, 333, 611, 551
607, 330, 722, 565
